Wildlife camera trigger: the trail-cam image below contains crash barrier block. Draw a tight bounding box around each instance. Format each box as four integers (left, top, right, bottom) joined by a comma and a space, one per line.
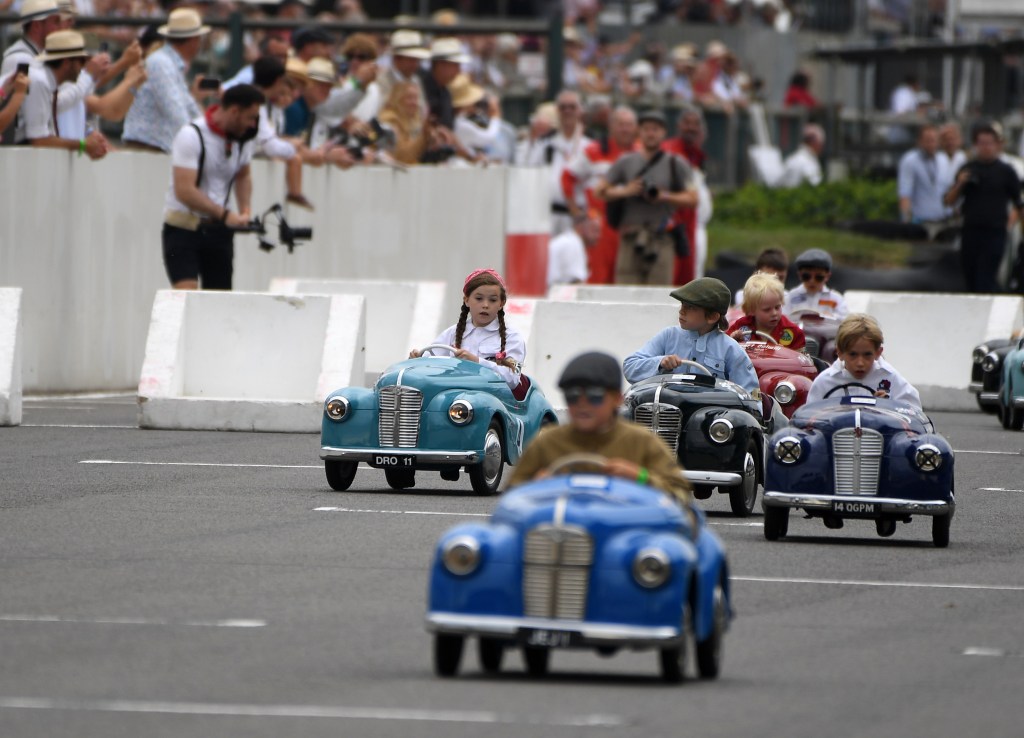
547, 284, 678, 304
518, 300, 681, 410
505, 167, 551, 297
138, 290, 365, 432
270, 278, 445, 381
844, 291, 1024, 411
0, 288, 23, 426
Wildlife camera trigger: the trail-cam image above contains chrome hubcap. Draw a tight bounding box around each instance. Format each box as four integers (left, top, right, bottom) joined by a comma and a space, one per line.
481, 429, 503, 485
742, 451, 756, 505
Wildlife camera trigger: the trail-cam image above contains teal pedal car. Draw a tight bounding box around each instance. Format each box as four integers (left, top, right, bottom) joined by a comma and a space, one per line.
320, 344, 557, 494
998, 336, 1024, 430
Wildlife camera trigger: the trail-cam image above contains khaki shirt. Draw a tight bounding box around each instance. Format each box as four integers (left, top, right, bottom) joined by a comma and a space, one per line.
508, 418, 692, 504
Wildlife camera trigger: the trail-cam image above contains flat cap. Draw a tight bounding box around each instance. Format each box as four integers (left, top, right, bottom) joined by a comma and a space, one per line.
670, 277, 731, 316
558, 351, 623, 391
637, 109, 667, 127
794, 248, 832, 270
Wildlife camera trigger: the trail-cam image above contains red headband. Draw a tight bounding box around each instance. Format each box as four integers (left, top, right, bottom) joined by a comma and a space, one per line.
463, 268, 506, 292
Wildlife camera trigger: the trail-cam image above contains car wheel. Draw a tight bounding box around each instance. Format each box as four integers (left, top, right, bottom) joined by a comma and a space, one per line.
763, 505, 789, 541
522, 645, 549, 677
434, 634, 464, 677
659, 640, 686, 684
384, 468, 415, 490
693, 484, 713, 500
1009, 383, 1024, 431
976, 394, 998, 415
696, 581, 727, 679
876, 518, 897, 537
478, 637, 504, 674
932, 512, 951, 548
468, 421, 504, 496
325, 460, 357, 491
728, 442, 758, 517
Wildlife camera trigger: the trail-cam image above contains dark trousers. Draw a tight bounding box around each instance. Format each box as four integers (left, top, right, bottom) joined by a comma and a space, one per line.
162, 223, 235, 290
960, 226, 1006, 293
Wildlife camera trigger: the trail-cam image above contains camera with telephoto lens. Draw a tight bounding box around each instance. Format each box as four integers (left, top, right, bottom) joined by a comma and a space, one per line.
340, 118, 396, 159
237, 204, 312, 254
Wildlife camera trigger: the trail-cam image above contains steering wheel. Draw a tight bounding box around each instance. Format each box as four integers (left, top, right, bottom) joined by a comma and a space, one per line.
788, 308, 823, 322
546, 453, 609, 475
823, 382, 878, 398
732, 329, 779, 345
669, 359, 713, 376
417, 343, 458, 357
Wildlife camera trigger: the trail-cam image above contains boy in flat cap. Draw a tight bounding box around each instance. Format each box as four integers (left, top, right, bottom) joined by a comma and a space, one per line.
508, 351, 691, 505
623, 277, 759, 392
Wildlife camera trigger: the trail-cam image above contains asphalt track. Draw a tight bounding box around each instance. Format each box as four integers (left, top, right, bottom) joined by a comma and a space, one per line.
1, 396, 1023, 738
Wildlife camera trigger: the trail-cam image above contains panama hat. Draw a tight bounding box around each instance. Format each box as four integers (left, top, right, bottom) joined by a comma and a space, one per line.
390, 29, 429, 60
429, 37, 469, 64
705, 40, 728, 59
305, 56, 336, 85
19, 0, 60, 22
671, 44, 696, 64
158, 8, 211, 39
36, 30, 89, 62
285, 56, 310, 84
449, 73, 484, 108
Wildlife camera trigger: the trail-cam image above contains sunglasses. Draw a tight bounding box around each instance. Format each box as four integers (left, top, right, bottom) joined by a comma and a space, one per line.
346, 54, 375, 62
564, 386, 608, 406
799, 271, 826, 283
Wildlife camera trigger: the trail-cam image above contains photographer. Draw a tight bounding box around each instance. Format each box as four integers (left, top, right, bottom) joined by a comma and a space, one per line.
944, 122, 1024, 293
162, 84, 264, 291
595, 110, 697, 285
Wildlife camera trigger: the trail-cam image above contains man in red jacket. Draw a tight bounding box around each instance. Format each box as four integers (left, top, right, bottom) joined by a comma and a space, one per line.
561, 106, 639, 284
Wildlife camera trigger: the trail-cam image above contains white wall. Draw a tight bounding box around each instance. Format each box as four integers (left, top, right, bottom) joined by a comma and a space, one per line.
0, 288, 23, 425
0, 150, 529, 393
547, 284, 679, 304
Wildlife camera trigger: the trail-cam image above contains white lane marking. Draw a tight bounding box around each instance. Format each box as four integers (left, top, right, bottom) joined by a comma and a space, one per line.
735, 576, 1024, 592
978, 487, 1024, 493
81, 460, 320, 469
964, 647, 1007, 657
24, 424, 137, 429
0, 697, 624, 727
954, 449, 1021, 456
315, 507, 488, 518
711, 521, 762, 527
0, 615, 266, 628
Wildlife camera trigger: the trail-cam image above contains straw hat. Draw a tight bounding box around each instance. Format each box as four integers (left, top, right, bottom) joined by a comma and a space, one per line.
36, 29, 89, 62
57, 0, 77, 17
305, 56, 336, 85
285, 56, 310, 84
563, 25, 583, 45
390, 29, 429, 60
429, 37, 469, 64
158, 8, 211, 39
449, 73, 484, 108
705, 40, 728, 59
670, 44, 696, 64
19, 0, 60, 22
532, 101, 557, 128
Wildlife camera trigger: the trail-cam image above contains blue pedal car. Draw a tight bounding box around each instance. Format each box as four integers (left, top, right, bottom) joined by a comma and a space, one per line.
425, 456, 732, 683
762, 392, 955, 547
320, 345, 557, 495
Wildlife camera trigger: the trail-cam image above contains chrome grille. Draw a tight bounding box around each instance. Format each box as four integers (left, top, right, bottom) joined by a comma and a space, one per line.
634, 403, 682, 454
832, 427, 884, 495
523, 525, 593, 620
378, 385, 422, 448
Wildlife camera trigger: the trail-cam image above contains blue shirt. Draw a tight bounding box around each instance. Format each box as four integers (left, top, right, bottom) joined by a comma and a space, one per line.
122, 45, 201, 152
623, 327, 759, 392
897, 148, 949, 222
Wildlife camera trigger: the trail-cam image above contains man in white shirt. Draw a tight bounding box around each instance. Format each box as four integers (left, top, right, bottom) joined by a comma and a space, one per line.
161, 84, 264, 291
777, 123, 824, 188
548, 213, 600, 287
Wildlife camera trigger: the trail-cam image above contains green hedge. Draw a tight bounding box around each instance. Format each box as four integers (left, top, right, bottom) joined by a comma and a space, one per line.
714, 179, 899, 227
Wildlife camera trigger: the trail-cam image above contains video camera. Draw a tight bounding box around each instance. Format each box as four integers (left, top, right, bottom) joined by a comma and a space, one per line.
236, 204, 312, 254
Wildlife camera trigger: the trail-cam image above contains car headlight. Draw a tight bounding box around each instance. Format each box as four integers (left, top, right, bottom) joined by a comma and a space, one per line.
441, 536, 480, 576
914, 444, 942, 472
448, 399, 474, 425
774, 381, 796, 405
973, 345, 989, 364
774, 436, 802, 464
981, 354, 998, 374
325, 395, 350, 422
633, 548, 671, 588
708, 418, 734, 444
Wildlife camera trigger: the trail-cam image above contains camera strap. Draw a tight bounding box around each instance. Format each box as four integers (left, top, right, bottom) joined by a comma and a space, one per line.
191, 123, 241, 212
632, 150, 665, 184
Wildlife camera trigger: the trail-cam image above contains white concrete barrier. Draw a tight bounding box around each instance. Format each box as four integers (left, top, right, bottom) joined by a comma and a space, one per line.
0, 288, 23, 426
519, 300, 681, 409
844, 291, 1024, 411
505, 167, 550, 297
138, 290, 365, 432
547, 284, 678, 304
270, 278, 446, 380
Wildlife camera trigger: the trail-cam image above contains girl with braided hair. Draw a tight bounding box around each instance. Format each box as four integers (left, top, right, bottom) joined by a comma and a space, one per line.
410, 268, 527, 394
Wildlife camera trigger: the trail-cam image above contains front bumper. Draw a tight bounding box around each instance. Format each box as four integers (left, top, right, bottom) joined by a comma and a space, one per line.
425, 612, 684, 648
320, 446, 480, 464
1014, 397, 1024, 409
979, 392, 1000, 405
684, 470, 742, 486
763, 490, 953, 516
969, 381, 984, 394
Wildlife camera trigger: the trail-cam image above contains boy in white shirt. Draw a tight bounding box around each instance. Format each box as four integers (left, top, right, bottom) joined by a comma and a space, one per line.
783, 248, 848, 319
807, 314, 921, 408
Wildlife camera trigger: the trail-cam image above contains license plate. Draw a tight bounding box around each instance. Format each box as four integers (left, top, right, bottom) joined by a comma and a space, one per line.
833, 499, 877, 515
519, 628, 581, 649
371, 454, 415, 468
